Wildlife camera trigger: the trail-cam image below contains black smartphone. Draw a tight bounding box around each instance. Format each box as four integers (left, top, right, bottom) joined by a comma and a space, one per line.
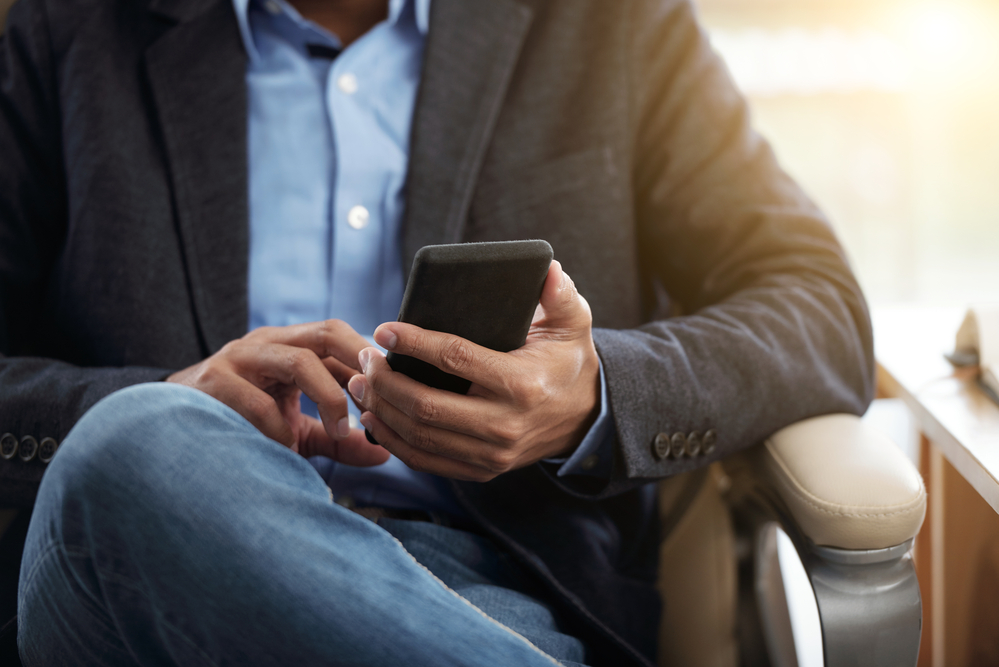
386, 240, 554, 394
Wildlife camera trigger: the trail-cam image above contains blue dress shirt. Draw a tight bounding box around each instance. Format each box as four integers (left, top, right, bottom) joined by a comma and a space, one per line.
233, 0, 614, 515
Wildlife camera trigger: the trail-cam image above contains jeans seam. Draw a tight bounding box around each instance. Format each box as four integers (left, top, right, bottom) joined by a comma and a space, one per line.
54, 546, 142, 591
154, 615, 222, 667
20, 543, 137, 665
86, 556, 222, 667
23, 542, 220, 667
21, 543, 112, 618
18, 542, 71, 622
386, 533, 561, 666
18, 542, 63, 603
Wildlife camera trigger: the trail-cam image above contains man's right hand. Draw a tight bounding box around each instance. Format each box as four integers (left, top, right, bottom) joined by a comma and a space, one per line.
166, 320, 389, 466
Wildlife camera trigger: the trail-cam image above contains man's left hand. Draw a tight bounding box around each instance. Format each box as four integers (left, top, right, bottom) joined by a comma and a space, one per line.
347, 261, 601, 482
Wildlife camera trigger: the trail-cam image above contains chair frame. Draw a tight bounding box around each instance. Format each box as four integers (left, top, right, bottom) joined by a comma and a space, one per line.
725, 457, 922, 667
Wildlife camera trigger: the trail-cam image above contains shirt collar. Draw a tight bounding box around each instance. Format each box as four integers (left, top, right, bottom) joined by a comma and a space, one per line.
231, 0, 258, 62
391, 0, 431, 35
231, 0, 431, 63
416, 0, 431, 35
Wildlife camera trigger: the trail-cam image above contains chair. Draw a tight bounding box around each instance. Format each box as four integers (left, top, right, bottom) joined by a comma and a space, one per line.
657, 413, 925, 667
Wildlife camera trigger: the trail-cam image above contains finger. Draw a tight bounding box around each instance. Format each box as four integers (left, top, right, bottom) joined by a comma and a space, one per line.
322, 356, 364, 412
228, 343, 352, 439
351, 349, 506, 438
322, 355, 360, 386
296, 417, 390, 466
270, 383, 304, 426
360, 412, 497, 482
530, 260, 592, 336
371, 324, 514, 394
350, 362, 519, 472
351, 371, 503, 467
210, 374, 295, 447
247, 319, 370, 371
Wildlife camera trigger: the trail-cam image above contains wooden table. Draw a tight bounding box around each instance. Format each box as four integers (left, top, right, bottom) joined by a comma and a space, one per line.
875, 306, 999, 667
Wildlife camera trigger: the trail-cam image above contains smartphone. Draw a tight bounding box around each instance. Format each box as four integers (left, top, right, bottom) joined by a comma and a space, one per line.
386, 240, 554, 394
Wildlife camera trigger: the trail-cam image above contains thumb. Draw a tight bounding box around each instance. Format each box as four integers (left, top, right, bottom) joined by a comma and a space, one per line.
535, 260, 591, 332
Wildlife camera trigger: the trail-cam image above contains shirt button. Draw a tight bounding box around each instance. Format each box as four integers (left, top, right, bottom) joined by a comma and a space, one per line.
580, 454, 599, 471
337, 73, 359, 95
348, 414, 359, 429
264, 0, 281, 14
347, 205, 369, 230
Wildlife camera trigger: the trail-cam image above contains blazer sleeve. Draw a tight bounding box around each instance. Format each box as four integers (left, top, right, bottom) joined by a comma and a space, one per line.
0, 1, 168, 507
551, 0, 874, 499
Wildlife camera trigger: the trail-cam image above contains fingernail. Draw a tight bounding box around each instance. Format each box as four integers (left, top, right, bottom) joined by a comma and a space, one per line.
358, 348, 372, 371
374, 327, 398, 350
336, 417, 350, 438
348, 375, 365, 401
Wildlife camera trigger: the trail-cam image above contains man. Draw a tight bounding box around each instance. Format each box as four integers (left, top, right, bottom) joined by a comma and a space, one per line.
0, 0, 875, 664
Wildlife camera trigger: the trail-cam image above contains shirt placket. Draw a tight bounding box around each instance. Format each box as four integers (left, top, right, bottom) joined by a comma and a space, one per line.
326, 50, 384, 336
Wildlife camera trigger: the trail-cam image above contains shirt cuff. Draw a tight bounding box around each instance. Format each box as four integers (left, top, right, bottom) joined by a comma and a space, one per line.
543, 358, 615, 479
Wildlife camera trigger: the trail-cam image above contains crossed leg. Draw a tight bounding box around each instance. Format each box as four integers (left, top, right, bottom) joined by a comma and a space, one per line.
17, 383, 576, 667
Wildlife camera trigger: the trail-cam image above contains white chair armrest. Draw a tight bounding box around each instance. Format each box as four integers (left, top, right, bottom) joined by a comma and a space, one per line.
762, 414, 926, 550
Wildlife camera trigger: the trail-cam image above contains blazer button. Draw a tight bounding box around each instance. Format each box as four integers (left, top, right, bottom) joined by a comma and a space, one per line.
686, 431, 702, 457
652, 433, 670, 460
19, 436, 38, 462
39, 438, 59, 464
0, 433, 17, 460
670, 432, 686, 459
703, 429, 718, 455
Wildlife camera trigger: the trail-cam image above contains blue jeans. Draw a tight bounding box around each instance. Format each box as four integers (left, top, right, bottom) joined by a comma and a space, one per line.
17, 384, 588, 666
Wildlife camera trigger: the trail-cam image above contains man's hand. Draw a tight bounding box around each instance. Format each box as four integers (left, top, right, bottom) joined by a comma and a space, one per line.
348, 261, 601, 482
166, 320, 389, 466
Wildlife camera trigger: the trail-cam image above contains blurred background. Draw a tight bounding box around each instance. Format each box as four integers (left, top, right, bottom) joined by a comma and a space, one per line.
692, 2, 999, 663
696, 0, 999, 306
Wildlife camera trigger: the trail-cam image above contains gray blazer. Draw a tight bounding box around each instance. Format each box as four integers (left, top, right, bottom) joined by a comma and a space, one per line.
0, 0, 874, 663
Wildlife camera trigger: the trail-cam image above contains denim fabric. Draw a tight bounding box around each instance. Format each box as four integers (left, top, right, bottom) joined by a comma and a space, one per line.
17, 384, 586, 666
379, 519, 586, 666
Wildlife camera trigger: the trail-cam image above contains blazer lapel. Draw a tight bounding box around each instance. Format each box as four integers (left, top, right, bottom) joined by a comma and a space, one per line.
402, 0, 533, 275
145, 0, 249, 355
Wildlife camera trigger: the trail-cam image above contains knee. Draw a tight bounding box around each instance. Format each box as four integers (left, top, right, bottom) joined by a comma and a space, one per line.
42, 383, 251, 510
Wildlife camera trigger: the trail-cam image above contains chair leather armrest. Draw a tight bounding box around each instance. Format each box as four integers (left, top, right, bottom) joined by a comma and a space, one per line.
760, 414, 926, 550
